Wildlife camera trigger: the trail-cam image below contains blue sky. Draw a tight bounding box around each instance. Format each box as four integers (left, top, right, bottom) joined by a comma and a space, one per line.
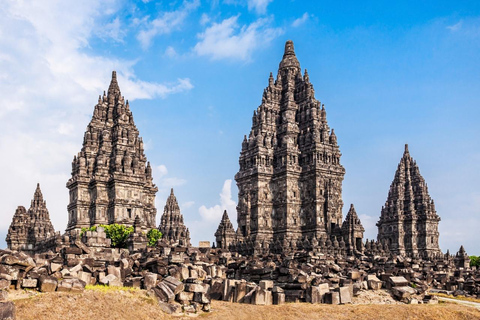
0, 0, 479, 254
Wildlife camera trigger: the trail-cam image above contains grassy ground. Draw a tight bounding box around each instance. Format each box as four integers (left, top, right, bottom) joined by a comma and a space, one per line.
11, 288, 480, 320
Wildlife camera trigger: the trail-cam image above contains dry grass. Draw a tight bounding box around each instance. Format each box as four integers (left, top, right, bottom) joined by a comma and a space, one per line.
11, 290, 480, 320
430, 292, 480, 303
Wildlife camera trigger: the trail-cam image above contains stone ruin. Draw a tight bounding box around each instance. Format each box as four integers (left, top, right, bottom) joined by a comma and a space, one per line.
158, 189, 191, 247
66, 71, 158, 235
1, 40, 476, 316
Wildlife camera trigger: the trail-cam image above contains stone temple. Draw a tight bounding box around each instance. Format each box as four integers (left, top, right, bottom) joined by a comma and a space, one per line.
66, 71, 158, 234
158, 189, 191, 247
6, 184, 56, 253
221, 40, 364, 255
377, 144, 441, 258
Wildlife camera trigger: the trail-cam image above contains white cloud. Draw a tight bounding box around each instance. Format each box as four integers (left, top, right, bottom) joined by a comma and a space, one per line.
199, 179, 237, 222
181, 201, 195, 209
164, 46, 178, 58
200, 13, 210, 26
447, 20, 462, 32
157, 165, 168, 178
292, 12, 310, 28
247, 0, 273, 14
137, 0, 200, 50
0, 0, 193, 241
101, 17, 126, 42
194, 15, 284, 61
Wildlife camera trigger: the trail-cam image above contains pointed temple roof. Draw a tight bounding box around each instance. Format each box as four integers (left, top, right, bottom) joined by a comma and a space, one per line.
158, 188, 191, 246
279, 40, 300, 71
342, 204, 364, 232
215, 210, 236, 236
379, 144, 439, 221
6, 183, 55, 252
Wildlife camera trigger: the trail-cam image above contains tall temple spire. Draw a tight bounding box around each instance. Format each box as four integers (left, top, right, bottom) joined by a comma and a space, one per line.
377, 145, 441, 258
234, 40, 345, 255
108, 70, 121, 98
158, 188, 191, 247
279, 40, 300, 72
66, 71, 158, 233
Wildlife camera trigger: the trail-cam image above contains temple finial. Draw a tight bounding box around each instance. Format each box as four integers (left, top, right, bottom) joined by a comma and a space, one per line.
108, 70, 121, 98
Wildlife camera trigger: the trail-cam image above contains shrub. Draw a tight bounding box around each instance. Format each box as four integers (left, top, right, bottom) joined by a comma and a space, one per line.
146, 229, 162, 247
102, 224, 134, 248
470, 255, 480, 267
80, 224, 133, 248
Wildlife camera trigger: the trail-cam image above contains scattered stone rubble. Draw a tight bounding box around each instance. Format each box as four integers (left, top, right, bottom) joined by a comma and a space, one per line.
0, 236, 478, 316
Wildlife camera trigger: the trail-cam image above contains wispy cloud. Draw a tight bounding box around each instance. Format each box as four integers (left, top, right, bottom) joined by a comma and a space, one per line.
137, 0, 200, 50
247, 0, 273, 15
198, 179, 237, 222
292, 12, 310, 28
447, 20, 462, 32
194, 15, 283, 61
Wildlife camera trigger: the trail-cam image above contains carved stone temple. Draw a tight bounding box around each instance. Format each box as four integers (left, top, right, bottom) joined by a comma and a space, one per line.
66, 71, 158, 233
6, 184, 56, 253
158, 189, 191, 247
377, 144, 441, 258
218, 40, 364, 254
214, 210, 236, 249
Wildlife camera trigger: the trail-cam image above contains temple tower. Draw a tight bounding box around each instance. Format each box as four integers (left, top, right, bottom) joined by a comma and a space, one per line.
341, 204, 365, 255
6, 183, 56, 252
235, 40, 345, 253
66, 71, 158, 233
215, 210, 237, 249
158, 189, 191, 247
377, 144, 441, 258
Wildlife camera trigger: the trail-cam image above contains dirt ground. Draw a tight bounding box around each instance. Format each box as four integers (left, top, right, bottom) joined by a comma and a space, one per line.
11, 289, 480, 320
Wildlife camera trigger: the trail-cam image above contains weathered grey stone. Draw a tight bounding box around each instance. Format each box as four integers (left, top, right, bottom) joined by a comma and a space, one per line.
0, 302, 15, 320
324, 292, 340, 305
144, 273, 157, 290
21, 278, 37, 288
39, 276, 57, 292
339, 287, 352, 304
162, 276, 184, 295
259, 280, 273, 290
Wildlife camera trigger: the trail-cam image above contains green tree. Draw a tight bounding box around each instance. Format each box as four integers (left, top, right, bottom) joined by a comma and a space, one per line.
146, 229, 162, 247
470, 255, 480, 267
102, 224, 134, 248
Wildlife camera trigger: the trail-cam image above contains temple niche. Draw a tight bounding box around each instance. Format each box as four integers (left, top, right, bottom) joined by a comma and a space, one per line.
66, 71, 158, 234
377, 144, 441, 258
6, 184, 56, 253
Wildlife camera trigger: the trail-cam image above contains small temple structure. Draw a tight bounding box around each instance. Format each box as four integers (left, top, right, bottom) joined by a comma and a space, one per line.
377, 144, 441, 258
158, 189, 191, 247
6, 184, 56, 253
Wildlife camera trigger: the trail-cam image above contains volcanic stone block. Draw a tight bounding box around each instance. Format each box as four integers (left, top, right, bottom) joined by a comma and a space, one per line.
392, 286, 416, 301
39, 276, 57, 292
234, 282, 247, 303
367, 275, 382, 290
176, 291, 194, 303
0, 302, 15, 320
22, 278, 37, 288
144, 273, 157, 290
273, 292, 285, 305
209, 279, 224, 300
325, 292, 340, 305
339, 287, 352, 304
153, 282, 175, 303
259, 280, 273, 290
193, 292, 210, 304
163, 276, 184, 294
388, 276, 409, 289
57, 280, 72, 292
